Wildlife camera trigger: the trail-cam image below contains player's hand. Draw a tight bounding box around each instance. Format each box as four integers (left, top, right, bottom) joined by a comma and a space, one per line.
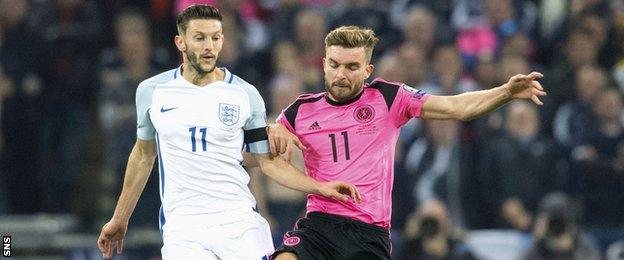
97, 219, 128, 259
505, 72, 547, 105
267, 123, 307, 161
318, 181, 362, 203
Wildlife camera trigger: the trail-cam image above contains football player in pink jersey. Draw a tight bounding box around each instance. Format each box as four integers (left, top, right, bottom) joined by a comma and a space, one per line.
268, 26, 546, 260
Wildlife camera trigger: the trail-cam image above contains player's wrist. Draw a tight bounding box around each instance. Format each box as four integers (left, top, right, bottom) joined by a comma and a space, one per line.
311, 181, 325, 195
111, 213, 131, 224
501, 83, 513, 99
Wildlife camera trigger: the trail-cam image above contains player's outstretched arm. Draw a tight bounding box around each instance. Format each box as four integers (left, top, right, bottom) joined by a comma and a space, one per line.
421, 72, 546, 121
254, 153, 361, 203
97, 139, 157, 259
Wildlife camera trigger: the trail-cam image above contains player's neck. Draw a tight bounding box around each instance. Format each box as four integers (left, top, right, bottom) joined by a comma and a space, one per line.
181, 63, 225, 87
326, 89, 365, 105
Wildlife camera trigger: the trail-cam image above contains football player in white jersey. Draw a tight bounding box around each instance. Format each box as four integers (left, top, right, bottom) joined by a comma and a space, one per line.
97, 4, 360, 260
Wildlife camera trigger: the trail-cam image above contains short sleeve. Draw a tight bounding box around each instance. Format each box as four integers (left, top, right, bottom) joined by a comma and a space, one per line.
392, 83, 429, 126
277, 109, 296, 133
241, 82, 269, 154
136, 81, 156, 140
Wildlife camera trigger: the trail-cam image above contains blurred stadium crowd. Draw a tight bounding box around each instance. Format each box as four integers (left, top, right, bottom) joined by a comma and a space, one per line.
2, 0, 624, 259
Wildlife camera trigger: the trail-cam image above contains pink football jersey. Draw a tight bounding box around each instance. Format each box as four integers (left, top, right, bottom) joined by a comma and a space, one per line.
277, 78, 429, 228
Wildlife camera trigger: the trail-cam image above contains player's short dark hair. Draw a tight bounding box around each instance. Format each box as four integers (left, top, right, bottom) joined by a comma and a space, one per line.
325, 26, 379, 63
176, 4, 222, 35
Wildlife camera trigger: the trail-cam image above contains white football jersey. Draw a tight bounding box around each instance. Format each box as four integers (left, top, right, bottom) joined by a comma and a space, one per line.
135, 67, 269, 233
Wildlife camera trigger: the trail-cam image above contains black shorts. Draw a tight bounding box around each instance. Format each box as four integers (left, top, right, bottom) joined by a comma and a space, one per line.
272, 212, 391, 260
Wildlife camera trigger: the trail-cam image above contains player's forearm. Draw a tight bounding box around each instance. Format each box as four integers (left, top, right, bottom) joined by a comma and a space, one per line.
112, 144, 156, 223
453, 84, 512, 121
256, 155, 320, 195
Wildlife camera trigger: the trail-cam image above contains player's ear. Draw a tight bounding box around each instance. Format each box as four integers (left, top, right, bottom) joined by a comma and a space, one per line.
365, 64, 374, 79
175, 35, 186, 51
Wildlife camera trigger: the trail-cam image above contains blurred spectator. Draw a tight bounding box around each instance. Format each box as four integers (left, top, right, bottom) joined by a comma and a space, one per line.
396, 200, 476, 260
474, 54, 532, 137
479, 101, 557, 231
97, 7, 170, 227
501, 32, 534, 61
217, 11, 245, 71
216, 0, 270, 56
394, 120, 475, 230
0, 0, 45, 213
472, 55, 498, 91
485, 0, 538, 39
553, 65, 606, 149
455, 24, 497, 72
606, 240, 624, 260
389, 0, 455, 31
536, 0, 609, 67
521, 192, 601, 260
396, 43, 430, 88
330, 0, 396, 54
374, 53, 408, 85
400, 6, 438, 56
429, 44, 476, 95
27, 0, 103, 213
568, 0, 611, 22
270, 0, 303, 42
266, 41, 305, 111
572, 88, 624, 230
453, 0, 537, 69
0, 63, 12, 214
536, 0, 567, 65
292, 8, 326, 93
579, 12, 616, 68
542, 28, 600, 135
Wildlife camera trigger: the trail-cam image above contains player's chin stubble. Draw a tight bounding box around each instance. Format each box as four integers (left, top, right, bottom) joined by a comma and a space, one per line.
325, 81, 362, 102
186, 51, 216, 76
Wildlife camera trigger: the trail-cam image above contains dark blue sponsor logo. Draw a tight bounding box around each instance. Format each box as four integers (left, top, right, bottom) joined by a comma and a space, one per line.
160, 106, 179, 113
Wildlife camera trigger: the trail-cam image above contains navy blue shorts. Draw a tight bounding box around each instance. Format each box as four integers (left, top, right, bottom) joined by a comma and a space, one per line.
272, 212, 391, 260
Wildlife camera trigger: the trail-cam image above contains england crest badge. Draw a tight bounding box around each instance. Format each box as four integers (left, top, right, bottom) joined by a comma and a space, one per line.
219, 103, 240, 126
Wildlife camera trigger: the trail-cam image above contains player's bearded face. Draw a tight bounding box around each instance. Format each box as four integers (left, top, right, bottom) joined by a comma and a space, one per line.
324, 46, 372, 102
179, 19, 223, 75
186, 48, 217, 74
